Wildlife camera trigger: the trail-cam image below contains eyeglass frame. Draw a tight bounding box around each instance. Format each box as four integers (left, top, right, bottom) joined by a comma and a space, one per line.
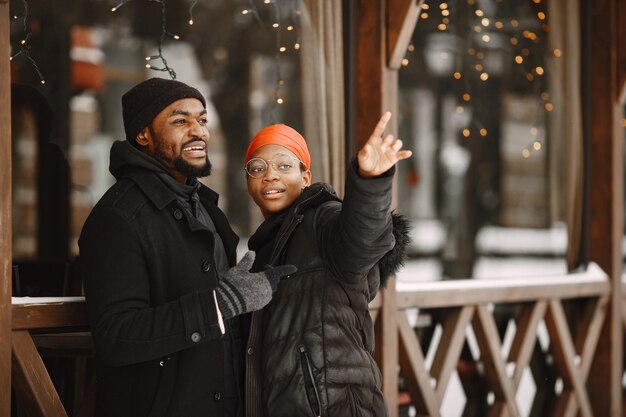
243, 153, 307, 179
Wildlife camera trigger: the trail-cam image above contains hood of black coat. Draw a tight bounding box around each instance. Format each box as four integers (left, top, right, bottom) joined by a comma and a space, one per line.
109, 140, 169, 180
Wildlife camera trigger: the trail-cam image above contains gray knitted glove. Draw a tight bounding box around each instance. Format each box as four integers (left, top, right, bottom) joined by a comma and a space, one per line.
215, 251, 296, 319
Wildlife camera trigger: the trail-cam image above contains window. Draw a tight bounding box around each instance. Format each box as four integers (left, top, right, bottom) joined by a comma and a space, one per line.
396, 0, 578, 282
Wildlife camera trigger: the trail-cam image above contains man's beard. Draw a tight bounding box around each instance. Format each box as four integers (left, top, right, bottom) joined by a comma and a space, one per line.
151, 128, 212, 178
173, 154, 212, 178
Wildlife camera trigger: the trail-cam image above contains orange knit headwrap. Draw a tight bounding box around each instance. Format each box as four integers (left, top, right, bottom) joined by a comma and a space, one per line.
245, 124, 311, 170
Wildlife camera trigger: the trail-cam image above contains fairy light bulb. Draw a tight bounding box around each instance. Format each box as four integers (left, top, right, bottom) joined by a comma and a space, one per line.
421, 12, 429, 19
462, 129, 471, 138
453, 72, 462, 79
294, 43, 300, 50
401, 58, 409, 66
189, 19, 194, 25
522, 149, 531, 158
287, 25, 294, 31
533, 141, 542, 150
276, 98, 284, 104
530, 127, 538, 135
279, 46, 286, 52
480, 128, 488, 136
535, 66, 544, 75
515, 56, 523, 64
480, 72, 489, 81
242, 9, 249, 15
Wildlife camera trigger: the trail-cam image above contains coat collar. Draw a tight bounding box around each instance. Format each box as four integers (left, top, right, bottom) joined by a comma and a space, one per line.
121, 167, 219, 211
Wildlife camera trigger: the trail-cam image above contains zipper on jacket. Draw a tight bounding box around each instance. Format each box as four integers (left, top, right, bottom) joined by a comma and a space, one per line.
270, 187, 326, 265
299, 345, 322, 417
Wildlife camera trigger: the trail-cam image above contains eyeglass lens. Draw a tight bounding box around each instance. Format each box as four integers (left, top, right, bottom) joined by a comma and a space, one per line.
246, 154, 299, 178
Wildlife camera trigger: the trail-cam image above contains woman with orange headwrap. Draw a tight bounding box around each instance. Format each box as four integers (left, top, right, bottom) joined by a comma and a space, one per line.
243, 112, 412, 417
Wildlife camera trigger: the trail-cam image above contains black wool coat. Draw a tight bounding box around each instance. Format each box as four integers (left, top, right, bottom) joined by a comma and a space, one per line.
79, 141, 240, 417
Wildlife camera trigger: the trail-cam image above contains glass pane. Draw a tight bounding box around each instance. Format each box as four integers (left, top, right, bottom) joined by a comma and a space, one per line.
397, 0, 571, 282
10, 0, 320, 261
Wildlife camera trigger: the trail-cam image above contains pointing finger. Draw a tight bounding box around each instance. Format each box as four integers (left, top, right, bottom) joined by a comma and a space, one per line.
372, 112, 391, 139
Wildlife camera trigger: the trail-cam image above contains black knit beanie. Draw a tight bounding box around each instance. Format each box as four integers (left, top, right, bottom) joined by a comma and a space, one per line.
122, 77, 206, 143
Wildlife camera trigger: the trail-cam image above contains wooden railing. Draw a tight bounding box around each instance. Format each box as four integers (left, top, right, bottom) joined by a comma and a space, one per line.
7, 264, 622, 417
371, 263, 613, 417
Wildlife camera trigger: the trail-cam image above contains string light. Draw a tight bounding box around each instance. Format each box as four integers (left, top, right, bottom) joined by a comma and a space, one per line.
10, 0, 45, 84
398, 0, 557, 155
188, 0, 197, 25
111, 0, 132, 12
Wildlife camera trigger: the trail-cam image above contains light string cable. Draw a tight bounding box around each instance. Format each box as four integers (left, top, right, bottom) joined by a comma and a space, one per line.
243, 0, 264, 26
187, 0, 197, 25
10, 0, 45, 84
145, 0, 178, 79
112, 0, 178, 80
268, 0, 283, 123
288, 0, 300, 51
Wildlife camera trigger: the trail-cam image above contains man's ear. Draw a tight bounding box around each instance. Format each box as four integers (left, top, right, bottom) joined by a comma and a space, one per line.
135, 127, 150, 147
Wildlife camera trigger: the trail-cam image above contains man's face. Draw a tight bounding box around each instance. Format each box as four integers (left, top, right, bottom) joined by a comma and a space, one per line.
246, 144, 311, 217
138, 98, 211, 182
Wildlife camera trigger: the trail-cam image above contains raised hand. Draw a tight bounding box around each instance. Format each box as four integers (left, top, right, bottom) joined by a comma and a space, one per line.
357, 112, 412, 178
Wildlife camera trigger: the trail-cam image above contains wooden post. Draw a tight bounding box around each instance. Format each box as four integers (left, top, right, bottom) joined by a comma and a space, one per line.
586, 0, 623, 415
617, 1, 626, 100
0, 0, 12, 415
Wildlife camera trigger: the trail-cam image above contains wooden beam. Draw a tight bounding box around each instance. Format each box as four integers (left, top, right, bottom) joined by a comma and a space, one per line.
374, 276, 398, 417
11, 331, 68, 417
387, 0, 422, 70
587, 0, 623, 414
355, 0, 385, 150
619, 0, 626, 102
12, 300, 88, 331
0, 0, 12, 415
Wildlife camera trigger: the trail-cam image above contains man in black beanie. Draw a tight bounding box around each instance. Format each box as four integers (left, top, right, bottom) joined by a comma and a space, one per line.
79, 78, 294, 417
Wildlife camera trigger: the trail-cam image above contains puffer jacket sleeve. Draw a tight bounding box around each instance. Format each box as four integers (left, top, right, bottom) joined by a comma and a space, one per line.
316, 158, 396, 284
79, 205, 223, 367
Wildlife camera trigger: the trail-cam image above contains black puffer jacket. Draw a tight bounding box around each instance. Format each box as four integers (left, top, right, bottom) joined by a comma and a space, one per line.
246, 161, 409, 417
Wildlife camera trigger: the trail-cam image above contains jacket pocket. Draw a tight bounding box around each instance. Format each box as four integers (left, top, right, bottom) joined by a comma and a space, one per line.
299, 345, 322, 417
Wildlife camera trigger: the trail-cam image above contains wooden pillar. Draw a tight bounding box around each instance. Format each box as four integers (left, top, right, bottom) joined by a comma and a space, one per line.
586, 0, 623, 415
619, 0, 626, 101
0, 1, 12, 415
355, 2, 398, 415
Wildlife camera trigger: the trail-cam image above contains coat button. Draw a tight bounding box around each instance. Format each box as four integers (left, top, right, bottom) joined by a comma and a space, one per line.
213, 391, 221, 401
247, 347, 253, 355
201, 260, 211, 272
191, 332, 201, 343
173, 209, 183, 220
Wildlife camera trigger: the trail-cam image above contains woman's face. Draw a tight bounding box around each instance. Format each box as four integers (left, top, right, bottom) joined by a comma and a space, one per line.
246, 144, 311, 217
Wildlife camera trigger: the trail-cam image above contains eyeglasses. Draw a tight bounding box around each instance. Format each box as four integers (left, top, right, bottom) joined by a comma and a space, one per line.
244, 153, 303, 178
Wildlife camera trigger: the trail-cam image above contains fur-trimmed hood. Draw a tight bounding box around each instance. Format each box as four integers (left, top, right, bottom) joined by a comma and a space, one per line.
378, 212, 412, 287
